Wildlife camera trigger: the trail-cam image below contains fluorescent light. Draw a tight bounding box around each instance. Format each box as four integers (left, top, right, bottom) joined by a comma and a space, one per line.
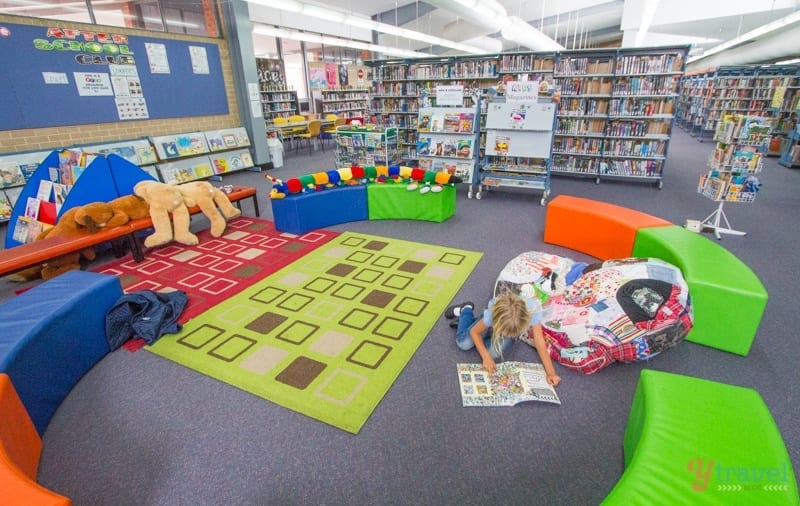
247, 0, 487, 54
634, 0, 661, 47
501, 16, 563, 51
688, 10, 800, 63
252, 24, 433, 58
776, 57, 800, 65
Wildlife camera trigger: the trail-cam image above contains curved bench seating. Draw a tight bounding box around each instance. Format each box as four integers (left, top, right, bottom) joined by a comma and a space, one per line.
603, 370, 798, 505
543, 194, 767, 356
271, 183, 456, 235
0, 374, 71, 505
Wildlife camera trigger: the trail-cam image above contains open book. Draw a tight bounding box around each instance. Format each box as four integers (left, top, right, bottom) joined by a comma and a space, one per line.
457, 361, 561, 407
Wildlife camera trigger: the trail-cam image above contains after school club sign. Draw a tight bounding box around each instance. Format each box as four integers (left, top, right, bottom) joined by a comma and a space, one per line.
33, 28, 135, 65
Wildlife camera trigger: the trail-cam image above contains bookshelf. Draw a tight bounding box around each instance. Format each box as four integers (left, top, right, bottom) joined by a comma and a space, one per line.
261, 87, 300, 122
778, 122, 800, 168
320, 88, 371, 118
694, 114, 769, 239
367, 56, 500, 163
150, 127, 254, 184
0, 150, 51, 224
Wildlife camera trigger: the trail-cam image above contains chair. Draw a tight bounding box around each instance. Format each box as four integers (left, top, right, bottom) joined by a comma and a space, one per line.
273, 117, 294, 152
295, 119, 322, 155
323, 117, 346, 148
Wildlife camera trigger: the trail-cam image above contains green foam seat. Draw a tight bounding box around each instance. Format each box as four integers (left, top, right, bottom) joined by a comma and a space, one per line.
603, 370, 798, 505
632, 225, 767, 356
367, 184, 455, 222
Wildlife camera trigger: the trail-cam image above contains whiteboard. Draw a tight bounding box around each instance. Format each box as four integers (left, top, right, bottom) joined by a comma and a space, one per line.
485, 102, 556, 131
485, 130, 553, 158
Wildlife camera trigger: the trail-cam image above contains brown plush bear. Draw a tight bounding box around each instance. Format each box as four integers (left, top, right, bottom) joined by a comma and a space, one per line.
5, 195, 151, 282
133, 180, 198, 248
175, 181, 241, 237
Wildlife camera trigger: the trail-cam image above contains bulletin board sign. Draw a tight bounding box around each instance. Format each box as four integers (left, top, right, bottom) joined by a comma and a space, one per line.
0, 21, 229, 130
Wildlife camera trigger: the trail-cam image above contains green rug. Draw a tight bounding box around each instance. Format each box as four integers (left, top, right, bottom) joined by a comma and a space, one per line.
147, 231, 482, 433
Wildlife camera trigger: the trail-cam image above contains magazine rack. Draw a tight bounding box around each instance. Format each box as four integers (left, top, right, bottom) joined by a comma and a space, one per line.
693, 114, 769, 239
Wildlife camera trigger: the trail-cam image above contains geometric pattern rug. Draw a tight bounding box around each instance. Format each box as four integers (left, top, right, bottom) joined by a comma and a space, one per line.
92, 217, 339, 324
146, 231, 483, 433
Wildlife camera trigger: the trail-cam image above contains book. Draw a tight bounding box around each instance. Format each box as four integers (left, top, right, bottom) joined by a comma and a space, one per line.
430, 113, 444, 133
0, 192, 11, 221
458, 112, 475, 133
457, 361, 561, 407
443, 113, 460, 133
0, 163, 26, 188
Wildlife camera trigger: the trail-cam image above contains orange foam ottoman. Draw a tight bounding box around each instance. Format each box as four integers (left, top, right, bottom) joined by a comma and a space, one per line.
0, 373, 71, 505
543, 194, 671, 260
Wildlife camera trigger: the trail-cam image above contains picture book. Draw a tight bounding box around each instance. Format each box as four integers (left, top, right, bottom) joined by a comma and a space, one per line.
509, 108, 527, 129
36, 180, 53, 201
418, 113, 432, 132
235, 130, 251, 146
442, 139, 457, 157
12, 216, 32, 243
0, 193, 11, 221
162, 141, 180, 159
494, 135, 511, 155
458, 112, 475, 133
24, 197, 40, 220
457, 362, 561, 407
443, 113, 461, 133
240, 151, 254, 167
0, 163, 26, 188
222, 134, 238, 148
418, 158, 433, 170
416, 137, 431, 156
456, 139, 473, 158
430, 113, 445, 133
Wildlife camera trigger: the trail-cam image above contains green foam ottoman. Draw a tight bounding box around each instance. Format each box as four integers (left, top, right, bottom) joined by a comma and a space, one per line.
367, 183, 455, 222
632, 225, 767, 356
604, 370, 798, 505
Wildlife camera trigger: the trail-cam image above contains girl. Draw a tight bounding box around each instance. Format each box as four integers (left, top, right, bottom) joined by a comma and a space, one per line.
446, 293, 561, 386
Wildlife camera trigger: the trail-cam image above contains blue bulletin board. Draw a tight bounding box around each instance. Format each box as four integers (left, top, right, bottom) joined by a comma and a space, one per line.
0, 21, 228, 130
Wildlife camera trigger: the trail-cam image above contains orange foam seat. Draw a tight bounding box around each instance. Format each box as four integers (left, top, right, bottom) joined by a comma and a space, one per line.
0, 374, 71, 505
543, 195, 671, 260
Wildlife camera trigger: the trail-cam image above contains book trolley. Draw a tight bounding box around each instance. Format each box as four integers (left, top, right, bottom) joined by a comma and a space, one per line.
333, 125, 401, 169
693, 114, 769, 239
478, 84, 556, 204
415, 85, 482, 196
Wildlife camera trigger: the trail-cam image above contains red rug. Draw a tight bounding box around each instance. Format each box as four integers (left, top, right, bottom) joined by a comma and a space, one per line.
93, 217, 340, 326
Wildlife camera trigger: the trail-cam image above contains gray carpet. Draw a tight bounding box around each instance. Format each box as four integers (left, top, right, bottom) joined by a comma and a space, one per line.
3, 128, 798, 505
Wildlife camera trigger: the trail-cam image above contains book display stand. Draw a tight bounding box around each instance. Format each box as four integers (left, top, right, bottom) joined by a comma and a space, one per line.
150, 127, 254, 184
333, 125, 400, 169
0, 150, 51, 224
479, 94, 556, 204
693, 114, 770, 239
416, 87, 481, 195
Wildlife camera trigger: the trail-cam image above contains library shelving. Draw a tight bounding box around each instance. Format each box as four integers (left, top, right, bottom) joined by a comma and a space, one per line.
552, 46, 686, 187
0, 149, 51, 224
367, 56, 500, 163
320, 87, 371, 119
333, 125, 400, 169
479, 95, 556, 204
416, 93, 481, 195
778, 122, 800, 168
150, 127, 255, 184
694, 114, 770, 239
260, 87, 300, 122
676, 69, 715, 136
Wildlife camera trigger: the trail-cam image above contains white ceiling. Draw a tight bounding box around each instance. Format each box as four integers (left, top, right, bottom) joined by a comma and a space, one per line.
248, 0, 800, 66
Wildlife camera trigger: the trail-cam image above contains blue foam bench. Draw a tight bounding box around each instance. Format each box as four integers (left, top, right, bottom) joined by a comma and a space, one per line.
0, 270, 123, 434
271, 184, 368, 235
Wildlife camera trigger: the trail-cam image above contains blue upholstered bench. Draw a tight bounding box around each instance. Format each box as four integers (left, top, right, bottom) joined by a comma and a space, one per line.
271, 184, 368, 235
0, 270, 123, 434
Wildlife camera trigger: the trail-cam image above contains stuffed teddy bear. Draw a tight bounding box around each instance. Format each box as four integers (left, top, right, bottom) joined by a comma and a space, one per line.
6, 195, 152, 282
174, 181, 241, 237
133, 180, 198, 248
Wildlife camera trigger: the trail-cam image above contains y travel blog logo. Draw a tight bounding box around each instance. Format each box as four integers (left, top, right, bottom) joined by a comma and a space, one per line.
687, 457, 793, 493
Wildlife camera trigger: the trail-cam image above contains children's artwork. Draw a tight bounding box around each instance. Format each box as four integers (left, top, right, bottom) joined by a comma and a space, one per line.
0, 163, 26, 188
457, 362, 561, 407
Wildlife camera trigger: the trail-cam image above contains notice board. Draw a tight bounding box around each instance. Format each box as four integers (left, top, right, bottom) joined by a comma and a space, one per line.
0, 21, 228, 130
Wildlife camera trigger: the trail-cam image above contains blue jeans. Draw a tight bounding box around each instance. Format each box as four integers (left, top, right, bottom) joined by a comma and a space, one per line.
455, 306, 512, 360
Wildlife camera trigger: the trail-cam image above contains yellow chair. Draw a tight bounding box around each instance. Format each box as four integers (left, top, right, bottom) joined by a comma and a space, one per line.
273, 117, 294, 151
323, 117, 346, 147
288, 114, 307, 134
295, 119, 322, 155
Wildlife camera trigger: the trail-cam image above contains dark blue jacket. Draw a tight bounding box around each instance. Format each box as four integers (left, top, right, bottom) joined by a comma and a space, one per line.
105, 290, 188, 351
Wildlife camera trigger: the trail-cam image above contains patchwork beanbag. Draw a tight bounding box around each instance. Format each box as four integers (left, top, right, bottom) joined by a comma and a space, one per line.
493, 250, 587, 301
539, 258, 693, 374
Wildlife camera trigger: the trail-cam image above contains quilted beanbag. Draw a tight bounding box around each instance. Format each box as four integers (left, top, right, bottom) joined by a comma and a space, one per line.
539, 258, 693, 374
493, 250, 586, 301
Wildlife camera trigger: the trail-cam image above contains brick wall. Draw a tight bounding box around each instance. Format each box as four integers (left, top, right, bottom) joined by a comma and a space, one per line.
0, 14, 241, 154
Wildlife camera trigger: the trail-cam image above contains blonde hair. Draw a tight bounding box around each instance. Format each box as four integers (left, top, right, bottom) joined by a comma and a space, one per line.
490, 293, 531, 356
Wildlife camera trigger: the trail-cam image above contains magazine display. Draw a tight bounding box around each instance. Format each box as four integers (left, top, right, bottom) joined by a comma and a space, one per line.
457, 361, 561, 407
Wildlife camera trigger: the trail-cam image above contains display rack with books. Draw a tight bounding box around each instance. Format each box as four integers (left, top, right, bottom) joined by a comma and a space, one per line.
333, 125, 400, 169
366, 56, 499, 163
4, 149, 154, 248
0, 149, 51, 224
676, 69, 715, 137
150, 127, 254, 184
260, 87, 299, 122
479, 92, 556, 204
694, 114, 770, 239
320, 87, 371, 118
80, 138, 159, 181
778, 121, 800, 168
416, 94, 481, 194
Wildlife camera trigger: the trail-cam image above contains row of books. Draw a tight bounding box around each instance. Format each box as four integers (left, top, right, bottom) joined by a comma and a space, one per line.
500, 55, 555, 72
599, 159, 663, 177
608, 98, 675, 117
558, 98, 609, 116
611, 75, 678, 96
555, 59, 614, 76
556, 77, 613, 96
418, 158, 473, 178
555, 118, 606, 135
615, 54, 683, 75
417, 137, 474, 159
418, 111, 475, 134
552, 155, 598, 174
